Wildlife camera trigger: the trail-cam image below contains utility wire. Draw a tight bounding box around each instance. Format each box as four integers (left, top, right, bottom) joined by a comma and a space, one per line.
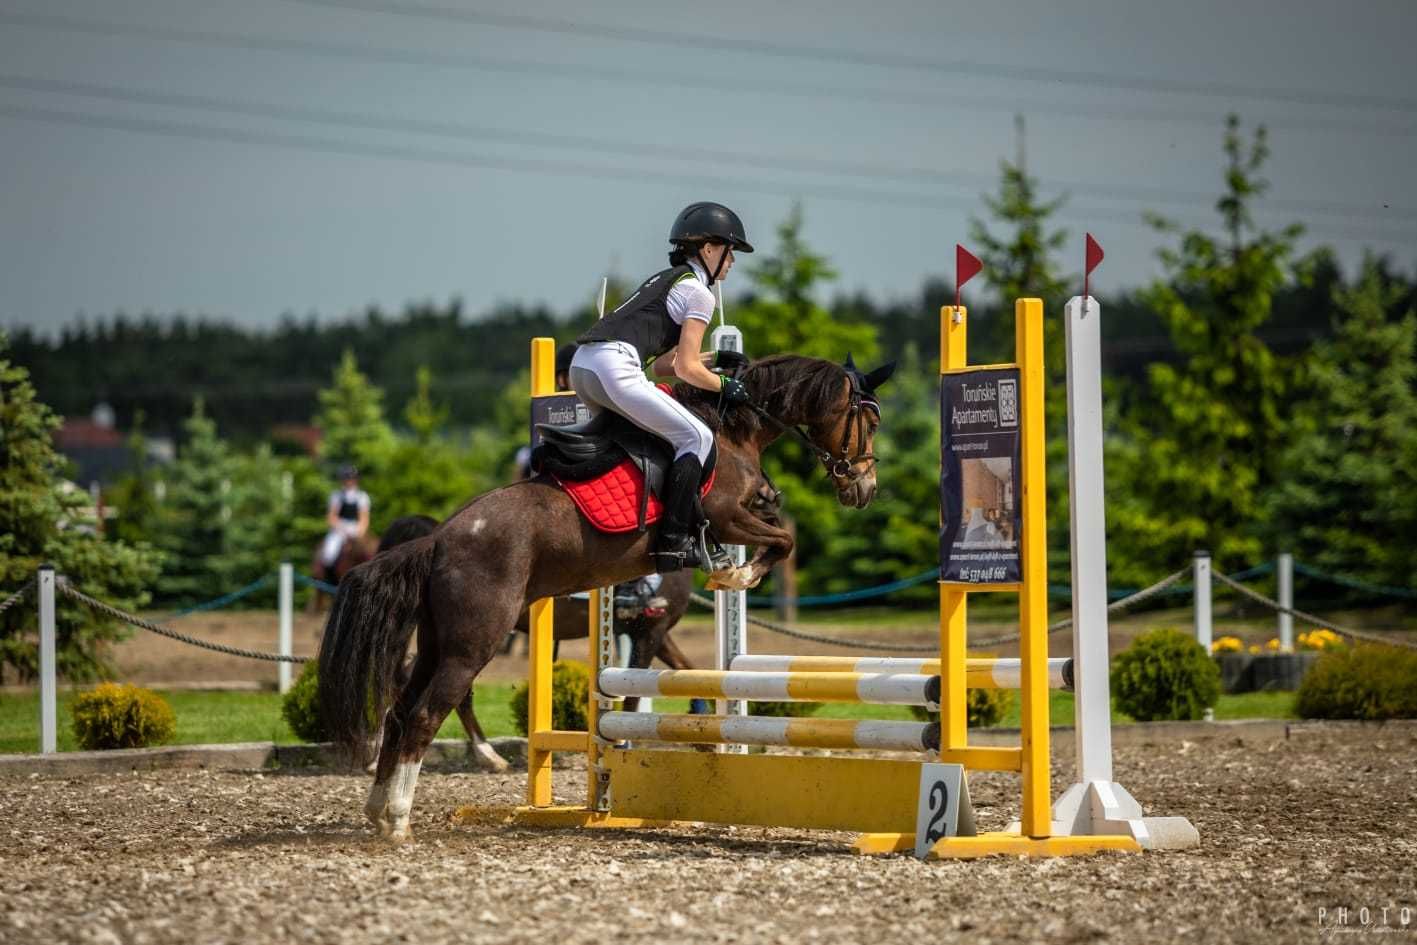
4, 11, 1417, 139
3, 73, 1412, 225
287, 0, 1417, 115
3, 102, 1413, 247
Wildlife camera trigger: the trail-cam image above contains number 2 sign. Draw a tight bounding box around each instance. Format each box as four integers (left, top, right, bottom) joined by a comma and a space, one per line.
914, 763, 976, 858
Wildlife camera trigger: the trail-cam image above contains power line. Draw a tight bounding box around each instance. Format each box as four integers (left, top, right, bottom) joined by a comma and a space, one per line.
2, 101, 1413, 248
4, 10, 1417, 140
286, 0, 1417, 115
4, 72, 1412, 224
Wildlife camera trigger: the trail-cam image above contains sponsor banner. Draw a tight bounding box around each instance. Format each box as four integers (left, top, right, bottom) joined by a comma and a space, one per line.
939, 368, 1022, 585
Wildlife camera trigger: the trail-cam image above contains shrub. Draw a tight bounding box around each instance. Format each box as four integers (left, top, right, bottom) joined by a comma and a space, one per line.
1297, 644, 1417, 721
71, 683, 176, 750
747, 701, 820, 718
511, 660, 590, 735
282, 661, 326, 742
909, 687, 1013, 728
1110, 628, 1221, 722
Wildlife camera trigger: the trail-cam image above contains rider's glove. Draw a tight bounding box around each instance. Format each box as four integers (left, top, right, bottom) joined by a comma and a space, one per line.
713, 350, 750, 373
719, 376, 750, 405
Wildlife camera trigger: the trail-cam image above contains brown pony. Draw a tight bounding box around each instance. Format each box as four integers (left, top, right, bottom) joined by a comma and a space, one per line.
375, 516, 701, 773
318, 354, 891, 839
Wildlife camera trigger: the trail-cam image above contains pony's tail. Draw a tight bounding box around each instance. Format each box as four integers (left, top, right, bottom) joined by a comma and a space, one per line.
317, 536, 437, 763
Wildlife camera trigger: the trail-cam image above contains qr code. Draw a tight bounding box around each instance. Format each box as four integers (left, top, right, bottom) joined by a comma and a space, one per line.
997, 379, 1018, 427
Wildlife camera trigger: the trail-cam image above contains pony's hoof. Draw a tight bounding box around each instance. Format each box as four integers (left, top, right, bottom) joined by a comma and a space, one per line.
471, 741, 510, 773
706, 566, 755, 591
387, 817, 413, 843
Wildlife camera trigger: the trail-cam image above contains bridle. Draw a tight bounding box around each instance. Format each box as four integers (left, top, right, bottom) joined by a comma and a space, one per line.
740, 370, 880, 488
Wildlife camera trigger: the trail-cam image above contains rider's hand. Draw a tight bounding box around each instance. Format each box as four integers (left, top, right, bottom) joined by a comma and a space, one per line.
713, 350, 750, 373
719, 376, 750, 404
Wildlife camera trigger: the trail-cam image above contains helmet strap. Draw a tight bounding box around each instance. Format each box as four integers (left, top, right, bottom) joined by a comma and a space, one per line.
695, 243, 728, 286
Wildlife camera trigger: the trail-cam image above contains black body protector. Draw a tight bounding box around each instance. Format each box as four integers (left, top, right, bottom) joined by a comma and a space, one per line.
576, 264, 697, 364
336, 494, 362, 523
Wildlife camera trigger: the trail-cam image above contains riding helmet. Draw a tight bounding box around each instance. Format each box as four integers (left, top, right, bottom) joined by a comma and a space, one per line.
338, 464, 359, 480
669, 202, 754, 253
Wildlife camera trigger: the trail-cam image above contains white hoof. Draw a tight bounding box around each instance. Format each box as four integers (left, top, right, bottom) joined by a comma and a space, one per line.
364, 782, 390, 835
471, 740, 510, 773
705, 565, 755, 591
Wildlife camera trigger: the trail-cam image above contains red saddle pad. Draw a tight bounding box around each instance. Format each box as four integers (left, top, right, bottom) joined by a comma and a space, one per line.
553, 459, 715, 534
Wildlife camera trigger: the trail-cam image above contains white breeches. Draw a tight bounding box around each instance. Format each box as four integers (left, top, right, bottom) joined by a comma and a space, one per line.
569, 341, 715, 464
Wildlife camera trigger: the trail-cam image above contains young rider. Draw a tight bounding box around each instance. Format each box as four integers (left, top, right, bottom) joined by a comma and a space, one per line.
318, 465, 371, 572
569, 202, 752, 572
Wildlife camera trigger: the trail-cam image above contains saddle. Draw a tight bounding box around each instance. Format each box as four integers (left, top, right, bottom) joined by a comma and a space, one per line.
531, 405, 716, 534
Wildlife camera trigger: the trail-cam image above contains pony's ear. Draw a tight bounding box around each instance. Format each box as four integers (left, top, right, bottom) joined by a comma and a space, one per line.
863, 361, 897, 392
843, 352, 858, 372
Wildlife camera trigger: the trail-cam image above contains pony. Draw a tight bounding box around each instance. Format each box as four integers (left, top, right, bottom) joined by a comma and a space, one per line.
319, 354, 892, 839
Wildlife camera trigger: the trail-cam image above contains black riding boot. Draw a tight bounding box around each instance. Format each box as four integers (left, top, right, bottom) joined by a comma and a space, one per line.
653, 454, 708, 573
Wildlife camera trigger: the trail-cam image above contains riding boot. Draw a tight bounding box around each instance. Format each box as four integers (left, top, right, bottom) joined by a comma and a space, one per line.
652, 454, 708, 573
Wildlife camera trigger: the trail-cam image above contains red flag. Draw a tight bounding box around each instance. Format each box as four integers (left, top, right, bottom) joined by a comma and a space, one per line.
1084, 233, 1104, 303
955, 244, 982, 309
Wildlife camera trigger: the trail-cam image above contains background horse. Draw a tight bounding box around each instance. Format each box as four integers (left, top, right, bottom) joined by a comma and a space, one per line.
307, 531, 378, 614
376, 515, 701, 771
320, 354, 891, 839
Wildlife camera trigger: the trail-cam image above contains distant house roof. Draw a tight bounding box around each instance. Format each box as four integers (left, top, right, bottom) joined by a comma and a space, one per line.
55, 418, 124, 450
271, 424, 322, 457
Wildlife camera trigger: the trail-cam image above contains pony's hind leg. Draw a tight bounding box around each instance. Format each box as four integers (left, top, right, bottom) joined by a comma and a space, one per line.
372, 578, 519, 841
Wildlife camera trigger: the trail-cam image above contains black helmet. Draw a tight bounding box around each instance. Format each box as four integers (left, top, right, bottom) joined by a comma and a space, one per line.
669, 202, 754, 253
337, 464, 359, 480
555, 343, 578, 377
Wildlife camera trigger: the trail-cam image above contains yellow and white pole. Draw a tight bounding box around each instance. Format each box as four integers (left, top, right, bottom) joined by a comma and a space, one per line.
938, 304, 969, 752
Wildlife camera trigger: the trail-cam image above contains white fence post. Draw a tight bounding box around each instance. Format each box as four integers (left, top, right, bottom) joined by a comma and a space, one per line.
1193, 551, 1213, 653
38, 565, 56, 754
278, 563, 294, 693
1277, 552, 1294, 653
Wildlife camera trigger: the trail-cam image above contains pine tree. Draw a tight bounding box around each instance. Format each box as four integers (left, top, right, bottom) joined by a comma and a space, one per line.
1107, 115, 1299, 582
315, 349, 396, 477
152, 400, 245, 605
377, 368, 483, 527
0, 335, 159, 681
1264, 259, 1417, 586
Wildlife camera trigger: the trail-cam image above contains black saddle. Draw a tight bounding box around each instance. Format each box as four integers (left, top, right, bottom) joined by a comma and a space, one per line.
530, 412, 716, 531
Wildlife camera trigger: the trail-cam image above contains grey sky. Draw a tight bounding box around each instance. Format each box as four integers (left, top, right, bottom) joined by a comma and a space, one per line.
2, 0, 1415, 337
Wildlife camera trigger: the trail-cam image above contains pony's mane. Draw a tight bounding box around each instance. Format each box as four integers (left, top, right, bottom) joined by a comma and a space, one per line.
672, 355, 848, 443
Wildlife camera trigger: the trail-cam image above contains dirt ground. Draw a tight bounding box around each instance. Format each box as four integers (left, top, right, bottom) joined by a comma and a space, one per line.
2, 725, 1414, 945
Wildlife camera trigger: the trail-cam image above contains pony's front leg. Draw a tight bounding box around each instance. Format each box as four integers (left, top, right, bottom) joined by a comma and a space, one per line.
704, 507, 793, 591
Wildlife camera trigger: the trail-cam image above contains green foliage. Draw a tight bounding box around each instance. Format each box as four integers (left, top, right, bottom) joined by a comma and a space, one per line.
374, 368, 484, 526
1110, 628, 1222, 722
1106, 117, 1300, 585
1296, 645, 1417, 721
70, 683, 176, 750
746, 701, 820, 718
0, 336, 160, 681
281, 661, 327, 742
315, 349, 396, 479
909, 687, 1013, 728
510, 660, 590, 736
1264, 259, 1417, 587
149, 401, 249, 605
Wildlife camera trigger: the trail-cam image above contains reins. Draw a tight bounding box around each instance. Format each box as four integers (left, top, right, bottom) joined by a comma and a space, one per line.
730, 368, 880, 485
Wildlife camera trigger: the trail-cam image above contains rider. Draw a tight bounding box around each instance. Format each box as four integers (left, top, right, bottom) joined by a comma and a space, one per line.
569, 202, 753, 572
319, 464, 371, 572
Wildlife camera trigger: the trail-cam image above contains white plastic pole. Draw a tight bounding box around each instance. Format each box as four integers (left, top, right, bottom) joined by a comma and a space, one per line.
1194, 551, 1213, 652
1277, 552, 1294, 652
278, 563, 294, 693
38, 566, 56, 754
1063, 295, 1114, 785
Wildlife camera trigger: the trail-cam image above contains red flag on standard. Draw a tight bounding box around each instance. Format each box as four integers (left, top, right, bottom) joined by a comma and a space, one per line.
955, 244, 983, 309
1084, 233, 1104, 303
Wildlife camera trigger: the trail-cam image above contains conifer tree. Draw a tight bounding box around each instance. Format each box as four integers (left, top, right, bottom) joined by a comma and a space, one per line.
315, 349, 396, 477
0, 335, 159, 680
1107, 115, 1299, 582
152, 400, 244, 605
1264, 259, 1417, 585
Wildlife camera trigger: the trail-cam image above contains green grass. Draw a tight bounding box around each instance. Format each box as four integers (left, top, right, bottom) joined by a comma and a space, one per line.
0, 684, 1299, 754
0, 682, 521, 754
